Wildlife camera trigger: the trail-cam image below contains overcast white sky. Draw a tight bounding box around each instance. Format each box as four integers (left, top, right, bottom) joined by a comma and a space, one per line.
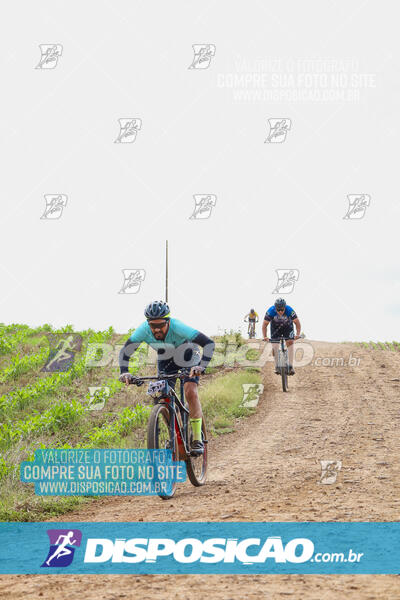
0, 1, 398, 342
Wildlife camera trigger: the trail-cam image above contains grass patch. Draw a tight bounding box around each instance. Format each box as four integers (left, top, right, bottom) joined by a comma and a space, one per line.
213, 417, 234, 434
201, 370, 262, 436
0, 367, 262, 521
0, 422, 148, 522
0, 324, 262, 521
245, 348, 261, 361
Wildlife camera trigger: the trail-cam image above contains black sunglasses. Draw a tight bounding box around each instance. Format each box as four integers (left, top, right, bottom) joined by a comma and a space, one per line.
148, 320, 168, 330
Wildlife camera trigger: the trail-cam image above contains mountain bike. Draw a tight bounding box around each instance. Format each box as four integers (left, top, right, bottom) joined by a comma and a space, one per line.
245, 319, 256, 339
126, 368, 208, 499
268, 335, 304, 392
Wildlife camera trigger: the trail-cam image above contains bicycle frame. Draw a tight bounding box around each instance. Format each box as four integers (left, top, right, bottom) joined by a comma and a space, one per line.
269, 336, 293, 370
135, 365, 209, 496
278, 337, 288, 369
269, 336, 291, 391
131, 371, 192, 457
161, 377, 191, 458
267, 334, 304, 392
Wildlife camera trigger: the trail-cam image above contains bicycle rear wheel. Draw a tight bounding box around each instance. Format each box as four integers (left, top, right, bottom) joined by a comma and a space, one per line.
185, 417, 208, 486
147, 403, 178, 499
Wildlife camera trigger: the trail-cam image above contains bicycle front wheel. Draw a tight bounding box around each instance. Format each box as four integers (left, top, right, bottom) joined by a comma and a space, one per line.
281, 366, 288, 392
147, 403, 178, 499
185, 417, 208, 486
278, 348, 289, 392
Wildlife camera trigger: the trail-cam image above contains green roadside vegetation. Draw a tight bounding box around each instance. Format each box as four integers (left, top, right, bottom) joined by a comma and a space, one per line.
356, 341, 400, 351
0, 327, 263, 521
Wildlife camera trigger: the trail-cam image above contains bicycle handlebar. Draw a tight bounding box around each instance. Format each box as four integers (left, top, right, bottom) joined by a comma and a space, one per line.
119, 367, 200, 385
266, 333, 305, 342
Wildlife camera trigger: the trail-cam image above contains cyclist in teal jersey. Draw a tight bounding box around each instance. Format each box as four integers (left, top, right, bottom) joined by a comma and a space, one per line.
119, 300, 215, 456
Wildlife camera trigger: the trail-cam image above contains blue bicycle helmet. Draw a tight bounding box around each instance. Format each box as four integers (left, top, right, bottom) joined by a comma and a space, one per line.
144, 300, 171, 320
274, 297, 286, 310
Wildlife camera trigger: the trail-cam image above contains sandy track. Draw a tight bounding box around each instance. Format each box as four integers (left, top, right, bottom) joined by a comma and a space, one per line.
1, 341, 399, 599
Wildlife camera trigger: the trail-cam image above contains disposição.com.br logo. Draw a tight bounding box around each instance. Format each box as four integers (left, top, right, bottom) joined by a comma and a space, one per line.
37, 529, 365, 571
41, 529, 82, 568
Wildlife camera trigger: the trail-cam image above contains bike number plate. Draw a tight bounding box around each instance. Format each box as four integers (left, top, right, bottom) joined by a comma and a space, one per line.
147, 380, 167, 397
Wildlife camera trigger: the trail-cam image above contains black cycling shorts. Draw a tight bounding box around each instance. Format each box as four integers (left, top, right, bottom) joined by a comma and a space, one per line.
270, 322, 294, 340
157, 343, 201, 389
157, 359, 199, 388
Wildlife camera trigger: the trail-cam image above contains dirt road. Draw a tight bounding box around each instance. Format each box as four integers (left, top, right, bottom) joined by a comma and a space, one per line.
1, 341, 399, 599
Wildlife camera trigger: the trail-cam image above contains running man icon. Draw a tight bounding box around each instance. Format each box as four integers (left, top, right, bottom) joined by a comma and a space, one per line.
42, 334, 82, 372
45, 336, 75, 370
46, 531, 76, 565
41, 529, 82, 568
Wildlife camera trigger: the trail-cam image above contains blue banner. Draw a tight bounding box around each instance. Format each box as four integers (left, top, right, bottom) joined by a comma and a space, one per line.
0, 522, 399, 574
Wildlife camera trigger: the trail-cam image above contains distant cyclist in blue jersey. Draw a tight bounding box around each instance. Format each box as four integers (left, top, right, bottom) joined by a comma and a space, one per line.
262, 298, 301, 376
119, 300, 215, 456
